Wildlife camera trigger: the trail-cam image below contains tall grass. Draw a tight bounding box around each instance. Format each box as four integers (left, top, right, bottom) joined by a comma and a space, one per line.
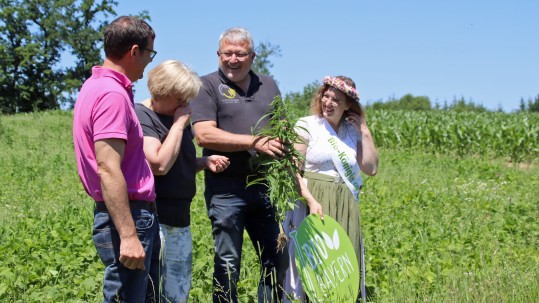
1, 110, 538, 302
369, 110, 539, 163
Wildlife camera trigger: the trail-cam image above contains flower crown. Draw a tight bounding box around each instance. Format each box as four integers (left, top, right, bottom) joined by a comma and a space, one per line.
322, 76, 360, 102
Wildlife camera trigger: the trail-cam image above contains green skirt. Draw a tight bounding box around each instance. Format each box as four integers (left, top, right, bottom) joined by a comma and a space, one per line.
303, 171, 362, 269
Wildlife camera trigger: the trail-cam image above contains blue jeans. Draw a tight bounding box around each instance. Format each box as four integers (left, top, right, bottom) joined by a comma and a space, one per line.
204, 176, 289, 303
159, 224, 192, 303
93, 208, 161, 303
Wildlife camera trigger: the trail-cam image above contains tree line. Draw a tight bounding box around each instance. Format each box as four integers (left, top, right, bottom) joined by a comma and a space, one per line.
1, 1, 536, 114
0, 0, 121, 113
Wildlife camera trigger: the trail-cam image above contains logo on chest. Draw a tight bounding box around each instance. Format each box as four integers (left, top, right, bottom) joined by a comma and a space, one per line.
219, 84, 237, 98
219, 84, 240, 104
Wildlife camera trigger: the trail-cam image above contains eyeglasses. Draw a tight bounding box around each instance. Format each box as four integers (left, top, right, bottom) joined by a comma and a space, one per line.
145, 48, 157, 59
217, 51, 252, 61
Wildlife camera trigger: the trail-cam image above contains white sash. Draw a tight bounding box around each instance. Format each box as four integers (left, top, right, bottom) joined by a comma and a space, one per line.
319, 118, 362, 200
318, 118, 367, 300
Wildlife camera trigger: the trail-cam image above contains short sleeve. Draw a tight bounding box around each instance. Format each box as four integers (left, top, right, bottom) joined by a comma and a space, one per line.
135, 104, 160, 139
190, 78, 218, 124
295, 117, 312, 144
92, 92, 130, 142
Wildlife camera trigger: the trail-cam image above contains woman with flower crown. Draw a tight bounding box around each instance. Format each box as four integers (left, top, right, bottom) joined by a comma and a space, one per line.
283, 76, 379, 303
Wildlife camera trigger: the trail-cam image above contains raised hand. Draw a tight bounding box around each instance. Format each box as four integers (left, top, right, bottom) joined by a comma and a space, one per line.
173, 105, 192, 130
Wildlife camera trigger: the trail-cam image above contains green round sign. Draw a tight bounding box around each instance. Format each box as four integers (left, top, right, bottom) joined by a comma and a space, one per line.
289, 214, 359, 302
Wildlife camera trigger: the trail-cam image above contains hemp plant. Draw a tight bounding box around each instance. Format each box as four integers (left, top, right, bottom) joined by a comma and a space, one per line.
247, 95, 306, 250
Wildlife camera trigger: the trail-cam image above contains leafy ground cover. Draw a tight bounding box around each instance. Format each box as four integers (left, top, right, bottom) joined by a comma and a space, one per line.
1, 111, 538, 302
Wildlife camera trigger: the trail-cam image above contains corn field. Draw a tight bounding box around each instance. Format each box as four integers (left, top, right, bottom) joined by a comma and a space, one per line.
368, 110, 539, 163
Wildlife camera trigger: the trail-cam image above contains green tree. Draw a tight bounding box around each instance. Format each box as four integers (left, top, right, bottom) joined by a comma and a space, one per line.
284, 81, 319, 118
527, 94, 539, 112
0, 0, 117, 114
447, 96, 487, 113
519, 97, 527, 112
369, 93, 432, 111
252, 41, 281, 78
399, 94, 431, 111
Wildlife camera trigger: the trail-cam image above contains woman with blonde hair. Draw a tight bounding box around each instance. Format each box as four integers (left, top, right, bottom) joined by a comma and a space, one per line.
136, 60, 230, 303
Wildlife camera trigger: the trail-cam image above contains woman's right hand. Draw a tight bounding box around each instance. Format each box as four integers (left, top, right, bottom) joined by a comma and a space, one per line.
173, 105, 191, 129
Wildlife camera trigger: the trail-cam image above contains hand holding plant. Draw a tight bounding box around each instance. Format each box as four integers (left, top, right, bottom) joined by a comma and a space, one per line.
248, 96, 306, 250
252, 136, 287, 159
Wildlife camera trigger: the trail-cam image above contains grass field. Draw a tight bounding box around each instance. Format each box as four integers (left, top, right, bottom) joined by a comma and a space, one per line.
1, 110, 538, 302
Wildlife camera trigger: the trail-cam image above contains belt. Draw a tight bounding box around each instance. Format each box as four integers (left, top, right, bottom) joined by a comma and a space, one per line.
95, 200, 156, 212
304, 171, 345, 184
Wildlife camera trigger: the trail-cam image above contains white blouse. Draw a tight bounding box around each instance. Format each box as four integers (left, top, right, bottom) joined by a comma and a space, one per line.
295, 115, 361, 178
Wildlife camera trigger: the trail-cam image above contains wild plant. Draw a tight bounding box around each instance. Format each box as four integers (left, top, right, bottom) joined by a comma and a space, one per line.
248, 96, 306, 250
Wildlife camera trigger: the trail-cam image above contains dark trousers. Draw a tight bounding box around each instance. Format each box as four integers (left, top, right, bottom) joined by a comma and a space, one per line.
204, 176, 289, 303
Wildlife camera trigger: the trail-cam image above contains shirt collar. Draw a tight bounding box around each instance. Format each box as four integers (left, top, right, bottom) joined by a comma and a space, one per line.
91, 66, 134, 100
217, 69, 259, 96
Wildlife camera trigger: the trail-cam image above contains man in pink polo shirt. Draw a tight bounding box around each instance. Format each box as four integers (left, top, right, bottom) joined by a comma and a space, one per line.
73, 16, 159, 303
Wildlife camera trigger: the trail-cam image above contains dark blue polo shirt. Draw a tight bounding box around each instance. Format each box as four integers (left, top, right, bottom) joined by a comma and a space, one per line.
191, 69, 281, 179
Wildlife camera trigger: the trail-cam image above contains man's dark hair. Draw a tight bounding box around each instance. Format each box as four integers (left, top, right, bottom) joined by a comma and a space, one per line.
104, 16, 156, 60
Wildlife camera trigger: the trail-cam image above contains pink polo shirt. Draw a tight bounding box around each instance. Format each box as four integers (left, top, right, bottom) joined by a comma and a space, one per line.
73, 66, 156, 202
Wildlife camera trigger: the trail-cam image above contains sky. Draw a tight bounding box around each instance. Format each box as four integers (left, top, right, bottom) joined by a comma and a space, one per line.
114, 0, 538, 112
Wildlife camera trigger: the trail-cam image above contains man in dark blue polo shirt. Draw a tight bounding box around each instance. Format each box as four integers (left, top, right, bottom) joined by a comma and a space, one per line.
190, 27, 289, 303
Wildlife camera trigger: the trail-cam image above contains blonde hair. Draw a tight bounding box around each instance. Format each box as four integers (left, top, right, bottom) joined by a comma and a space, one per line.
147, 60, 202, 103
